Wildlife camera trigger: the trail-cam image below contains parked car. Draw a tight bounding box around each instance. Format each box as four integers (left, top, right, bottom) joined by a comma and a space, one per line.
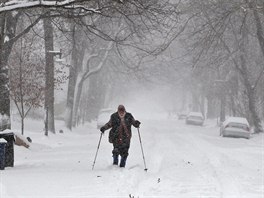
178, 111, 188, 120
220, 117, 251, 139
97, 108, 114, 129
185, 112, 204, 126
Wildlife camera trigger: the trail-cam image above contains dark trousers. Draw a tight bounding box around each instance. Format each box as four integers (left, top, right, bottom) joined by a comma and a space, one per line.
112, 141, 130, 158
112, 138, 130, 167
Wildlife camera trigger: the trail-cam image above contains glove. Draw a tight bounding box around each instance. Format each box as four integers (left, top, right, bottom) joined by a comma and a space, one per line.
100, 126, 105, 133
134, 120, 141, 128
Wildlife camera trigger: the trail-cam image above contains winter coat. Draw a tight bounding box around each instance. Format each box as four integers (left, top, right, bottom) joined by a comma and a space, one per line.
103, 112, 137, 145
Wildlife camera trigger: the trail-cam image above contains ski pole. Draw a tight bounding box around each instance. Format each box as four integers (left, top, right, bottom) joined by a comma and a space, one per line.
92, 132, 103, 170
137, 128, 148, 171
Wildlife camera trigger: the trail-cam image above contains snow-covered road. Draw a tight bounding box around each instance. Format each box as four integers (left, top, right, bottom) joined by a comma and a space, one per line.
1, 118, 263, 198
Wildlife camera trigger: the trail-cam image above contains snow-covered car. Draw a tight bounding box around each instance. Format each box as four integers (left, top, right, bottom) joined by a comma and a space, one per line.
185, 112, 204, 126
97, 108, 114, 129
220, 117, 251, 139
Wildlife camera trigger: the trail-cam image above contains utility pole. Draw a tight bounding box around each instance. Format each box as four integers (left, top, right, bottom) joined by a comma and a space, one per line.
44, 49, 62, 136
44, 15, 54, 136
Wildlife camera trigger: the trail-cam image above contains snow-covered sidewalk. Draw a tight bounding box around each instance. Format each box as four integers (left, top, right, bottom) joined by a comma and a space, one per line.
1, 118, 263, 198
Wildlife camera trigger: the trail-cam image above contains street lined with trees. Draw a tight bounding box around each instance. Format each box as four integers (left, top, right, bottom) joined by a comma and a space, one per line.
0, 0, 263, 134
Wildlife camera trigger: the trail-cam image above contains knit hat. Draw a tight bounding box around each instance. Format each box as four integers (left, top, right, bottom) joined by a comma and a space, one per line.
118, 105, 125, 112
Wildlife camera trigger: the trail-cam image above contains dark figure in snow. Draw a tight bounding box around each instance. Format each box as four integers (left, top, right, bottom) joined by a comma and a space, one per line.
100, 105, 141, 167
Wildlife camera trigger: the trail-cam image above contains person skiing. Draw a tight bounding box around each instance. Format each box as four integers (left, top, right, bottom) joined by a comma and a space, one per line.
100, 105, 141, 168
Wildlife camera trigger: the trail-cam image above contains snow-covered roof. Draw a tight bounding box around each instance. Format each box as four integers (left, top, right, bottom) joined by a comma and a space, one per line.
223, 117, 249, 127
188, 112, 204, 118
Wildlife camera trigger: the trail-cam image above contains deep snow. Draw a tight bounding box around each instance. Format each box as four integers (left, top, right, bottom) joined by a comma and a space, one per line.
0, 114, 263, 198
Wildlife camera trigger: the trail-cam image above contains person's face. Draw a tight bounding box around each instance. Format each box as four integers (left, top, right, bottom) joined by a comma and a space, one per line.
118, 108, 125, 116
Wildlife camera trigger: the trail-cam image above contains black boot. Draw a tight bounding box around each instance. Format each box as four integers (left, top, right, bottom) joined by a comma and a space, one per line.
113, 155, 118, 165
120, 156, 127, 167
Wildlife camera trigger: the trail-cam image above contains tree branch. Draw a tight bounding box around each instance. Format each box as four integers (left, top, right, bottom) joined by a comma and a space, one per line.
84, 41, 114, 80
6, 12, 45, 46
0, 0, 100, 14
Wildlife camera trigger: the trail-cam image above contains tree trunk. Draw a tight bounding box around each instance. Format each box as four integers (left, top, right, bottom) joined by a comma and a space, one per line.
0, 13, 18, 130
21, 116, 24, 135
65, 25, 85, 130
19, 49, 25, 135
262, 93, 264, 119
72, 78, 85, 127
0, 15, 10, 126
180, 88, 187, 111
66, 50, 78, 130
251, 1, 264, 57
238, 21, 263, 132
85, 75, 105, 122
240, 55, 263, 132
199, 94, 205, 118
72, 41, 113, 127
247, 86, 262, 132
43, 13, 55, 134
220, 95, 226, 123
229, 95, 236, 116
206, 95, 215, 118
191, 91, 199, 112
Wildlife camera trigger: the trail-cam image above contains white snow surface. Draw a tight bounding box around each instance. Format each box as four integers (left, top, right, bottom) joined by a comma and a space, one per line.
188, 112, 204, 118
223, 117, 250, 127
1, 115, 263, 198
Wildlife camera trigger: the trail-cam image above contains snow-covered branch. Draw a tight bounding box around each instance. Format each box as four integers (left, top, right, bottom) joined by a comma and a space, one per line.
83, 41, 114, 80
0, 0, 100, 13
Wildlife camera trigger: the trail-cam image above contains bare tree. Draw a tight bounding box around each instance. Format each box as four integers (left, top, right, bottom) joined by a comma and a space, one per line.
9, 37, 45, 135
0, 0, 182, 131
183, 0, 264, 132
72, 41, 114, 127
65, 23, 86, 130
0, 12, 21, 130
0, 10, 45, 130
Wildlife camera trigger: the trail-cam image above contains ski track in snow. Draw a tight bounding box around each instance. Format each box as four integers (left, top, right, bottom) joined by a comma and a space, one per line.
0, 118, 263, 198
